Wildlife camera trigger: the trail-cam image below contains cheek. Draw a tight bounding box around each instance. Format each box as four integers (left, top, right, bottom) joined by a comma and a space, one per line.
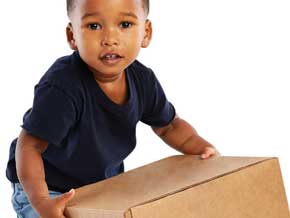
78, 34, 101, 53
75, 29, 96, 43
123, 30, 145, 47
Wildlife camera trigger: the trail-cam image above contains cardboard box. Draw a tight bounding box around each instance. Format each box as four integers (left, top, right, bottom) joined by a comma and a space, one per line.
65, 155, 290, 218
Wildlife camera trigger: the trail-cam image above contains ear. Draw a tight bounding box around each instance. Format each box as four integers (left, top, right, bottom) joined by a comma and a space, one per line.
66, 23, 78, 50
141, 19, 152, 48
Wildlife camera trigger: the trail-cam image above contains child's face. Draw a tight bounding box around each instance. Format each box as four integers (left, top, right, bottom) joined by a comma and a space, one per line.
67, 0, 152, 79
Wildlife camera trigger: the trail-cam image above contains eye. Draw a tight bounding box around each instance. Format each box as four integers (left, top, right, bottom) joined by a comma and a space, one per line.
88, 23, 102, 30
119, 21, 132, 29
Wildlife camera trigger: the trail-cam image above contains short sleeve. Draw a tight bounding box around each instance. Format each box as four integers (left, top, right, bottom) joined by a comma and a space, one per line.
141, 70, 176, 127
22, 83, 79, 147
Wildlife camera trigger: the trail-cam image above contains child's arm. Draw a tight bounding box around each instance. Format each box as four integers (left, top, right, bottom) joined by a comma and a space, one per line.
16, 129, 75, 218
152, 115, 219, 159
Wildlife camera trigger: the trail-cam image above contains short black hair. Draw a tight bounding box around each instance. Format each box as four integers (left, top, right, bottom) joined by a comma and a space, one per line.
66, 0, 149, 16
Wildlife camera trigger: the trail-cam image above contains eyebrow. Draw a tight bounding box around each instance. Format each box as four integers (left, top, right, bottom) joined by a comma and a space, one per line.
81, 12, 100, 20
119, 12, 138, 19
81, 11, 138, 20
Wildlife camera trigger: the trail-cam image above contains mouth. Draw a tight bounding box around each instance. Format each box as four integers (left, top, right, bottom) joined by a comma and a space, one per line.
100, 53, 123, 61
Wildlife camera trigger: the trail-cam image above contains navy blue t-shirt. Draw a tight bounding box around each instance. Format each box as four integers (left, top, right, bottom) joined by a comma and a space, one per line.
6, 52, 175, 192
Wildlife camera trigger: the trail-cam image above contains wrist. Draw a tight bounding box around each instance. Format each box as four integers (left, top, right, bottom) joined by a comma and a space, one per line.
181, 134, 214, 155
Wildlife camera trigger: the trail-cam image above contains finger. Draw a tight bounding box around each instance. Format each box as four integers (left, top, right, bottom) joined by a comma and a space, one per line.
201, 147, 215, 159
56, 189, 75, 206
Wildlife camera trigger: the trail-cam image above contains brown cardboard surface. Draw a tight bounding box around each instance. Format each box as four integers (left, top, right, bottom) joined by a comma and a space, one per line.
65, 155, 290, 218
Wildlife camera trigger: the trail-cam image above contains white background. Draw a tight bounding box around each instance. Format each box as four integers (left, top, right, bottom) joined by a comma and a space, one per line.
0, 0, 289, 215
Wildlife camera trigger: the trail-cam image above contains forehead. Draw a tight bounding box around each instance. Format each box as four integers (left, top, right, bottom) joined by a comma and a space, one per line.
71, 0, 145, 19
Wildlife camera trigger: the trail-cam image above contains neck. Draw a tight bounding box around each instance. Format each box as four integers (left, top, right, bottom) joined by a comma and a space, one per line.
88, 66, 124, 84
92, 68, 128, 105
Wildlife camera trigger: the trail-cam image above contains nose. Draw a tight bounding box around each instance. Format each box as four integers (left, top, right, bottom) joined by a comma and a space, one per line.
101, 28, 119, 47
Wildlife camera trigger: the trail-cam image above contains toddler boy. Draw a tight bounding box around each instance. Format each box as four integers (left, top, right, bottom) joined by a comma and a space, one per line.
6, 0, 218, 217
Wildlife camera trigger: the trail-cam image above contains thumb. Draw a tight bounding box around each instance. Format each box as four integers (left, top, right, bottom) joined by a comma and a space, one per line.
56, 189, 75, 206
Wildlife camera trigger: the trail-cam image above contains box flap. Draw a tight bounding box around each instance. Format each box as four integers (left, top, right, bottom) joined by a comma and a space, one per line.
66, 155, 272, 217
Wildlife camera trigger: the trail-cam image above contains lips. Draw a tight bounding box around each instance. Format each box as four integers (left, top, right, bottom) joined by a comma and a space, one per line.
100, 53, 123, 60
99, 52, 124, 65
101, 54, 119, 60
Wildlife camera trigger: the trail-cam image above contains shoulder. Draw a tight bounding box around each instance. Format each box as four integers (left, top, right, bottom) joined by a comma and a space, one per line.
129, 60, 153, 74
30, 52, 91, 109
128, 60, 156, 84
38, 52, 84, 90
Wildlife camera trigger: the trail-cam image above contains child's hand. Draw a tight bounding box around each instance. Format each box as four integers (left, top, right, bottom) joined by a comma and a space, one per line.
37, 189, 75, 218
200, 146, 220, 159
